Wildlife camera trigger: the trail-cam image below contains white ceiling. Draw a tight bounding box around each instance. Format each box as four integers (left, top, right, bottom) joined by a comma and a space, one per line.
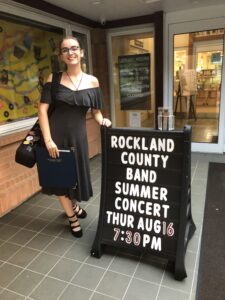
44, 0, 225, 23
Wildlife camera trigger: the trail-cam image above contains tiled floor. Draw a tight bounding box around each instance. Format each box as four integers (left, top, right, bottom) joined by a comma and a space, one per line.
0, 153, 224, 300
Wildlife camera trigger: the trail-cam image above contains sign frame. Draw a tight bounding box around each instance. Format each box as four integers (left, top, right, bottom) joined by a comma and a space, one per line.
91, 126, 196, 281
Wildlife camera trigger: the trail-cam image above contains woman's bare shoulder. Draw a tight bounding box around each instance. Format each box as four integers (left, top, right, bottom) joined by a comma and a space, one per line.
83, 73, 99, 88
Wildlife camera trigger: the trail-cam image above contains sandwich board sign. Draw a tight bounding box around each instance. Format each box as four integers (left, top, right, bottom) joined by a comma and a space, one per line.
91, 126, 196, 280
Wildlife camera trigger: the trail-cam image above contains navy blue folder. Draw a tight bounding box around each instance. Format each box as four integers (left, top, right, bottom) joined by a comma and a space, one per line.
36, 147, 77, 188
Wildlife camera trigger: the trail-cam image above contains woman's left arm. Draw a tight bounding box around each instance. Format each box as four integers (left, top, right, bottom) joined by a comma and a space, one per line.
91, 109, 112, 127
90, 75, 111, 127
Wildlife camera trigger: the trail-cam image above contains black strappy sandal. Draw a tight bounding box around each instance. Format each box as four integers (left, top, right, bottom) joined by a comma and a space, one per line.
68, 213, 83, 238
73, 203, 87, 219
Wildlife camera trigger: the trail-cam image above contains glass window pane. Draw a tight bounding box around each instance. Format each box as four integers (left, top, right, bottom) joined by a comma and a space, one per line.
111, 31, 155, 128
173, 29, 224, 143
0, 15, 64, 125
72, 31, 90, 73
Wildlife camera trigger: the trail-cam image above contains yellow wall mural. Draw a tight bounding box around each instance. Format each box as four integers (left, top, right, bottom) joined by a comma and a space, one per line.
0, 19, 63, 124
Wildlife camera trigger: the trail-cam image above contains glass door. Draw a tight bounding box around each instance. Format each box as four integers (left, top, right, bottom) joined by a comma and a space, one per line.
168, 16, 225, 153
173, 30, 224, 144
108, 29, 155, 128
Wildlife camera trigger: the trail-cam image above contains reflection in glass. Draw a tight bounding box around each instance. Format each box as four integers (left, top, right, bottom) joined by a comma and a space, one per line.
173, 30, 224, 143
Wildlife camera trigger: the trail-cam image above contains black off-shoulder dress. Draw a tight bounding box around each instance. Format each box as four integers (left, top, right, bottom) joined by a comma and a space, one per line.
40, 80, 103, 202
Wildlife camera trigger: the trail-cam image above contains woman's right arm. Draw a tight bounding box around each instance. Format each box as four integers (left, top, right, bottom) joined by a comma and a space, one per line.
38, 74, 59, 158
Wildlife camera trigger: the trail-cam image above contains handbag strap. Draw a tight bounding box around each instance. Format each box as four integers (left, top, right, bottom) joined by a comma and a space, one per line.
48, 71, 62, 116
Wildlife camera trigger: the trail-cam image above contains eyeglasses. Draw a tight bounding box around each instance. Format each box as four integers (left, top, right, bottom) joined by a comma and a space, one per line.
60, 46, 80, 55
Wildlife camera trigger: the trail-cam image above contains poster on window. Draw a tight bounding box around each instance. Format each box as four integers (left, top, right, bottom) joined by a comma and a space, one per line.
118, 53, 151, 110
179, 69, 197, 96
0, 18, 63, 124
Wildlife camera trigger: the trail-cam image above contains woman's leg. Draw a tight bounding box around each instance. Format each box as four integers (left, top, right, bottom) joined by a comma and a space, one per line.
59, 195, 74, 216
59, 196, 82, 237
72, 200, 87, 218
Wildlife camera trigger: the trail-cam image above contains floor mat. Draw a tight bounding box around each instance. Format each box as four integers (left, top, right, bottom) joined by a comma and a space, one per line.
196, 162, 225, 300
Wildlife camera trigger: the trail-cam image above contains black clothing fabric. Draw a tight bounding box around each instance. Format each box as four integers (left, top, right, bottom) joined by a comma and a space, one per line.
40, 81, 103, 201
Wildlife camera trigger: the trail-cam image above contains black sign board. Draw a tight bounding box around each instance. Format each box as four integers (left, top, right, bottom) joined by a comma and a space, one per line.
91, 126, 196, 280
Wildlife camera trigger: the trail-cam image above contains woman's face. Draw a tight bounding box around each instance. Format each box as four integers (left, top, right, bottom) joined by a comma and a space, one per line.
60, 38, 83, 66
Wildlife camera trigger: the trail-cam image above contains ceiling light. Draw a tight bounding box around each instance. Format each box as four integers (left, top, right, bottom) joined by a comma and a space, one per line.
90, 0, 102, 5
142, 0, 161, 4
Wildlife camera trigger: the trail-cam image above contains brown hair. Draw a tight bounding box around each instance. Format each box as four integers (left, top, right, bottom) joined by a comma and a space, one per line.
59, 36, 82, 52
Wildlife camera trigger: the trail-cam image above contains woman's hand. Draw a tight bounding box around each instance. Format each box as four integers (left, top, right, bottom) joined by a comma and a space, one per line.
45, 140, 59, 158
102, 118, 112, 127
91, 109, 112, 127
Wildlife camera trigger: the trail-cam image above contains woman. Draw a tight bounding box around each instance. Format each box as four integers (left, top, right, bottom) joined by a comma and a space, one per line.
38, 36, 111, 238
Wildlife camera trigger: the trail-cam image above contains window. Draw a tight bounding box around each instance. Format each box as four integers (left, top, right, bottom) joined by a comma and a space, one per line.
110, 30, 155, 128
173, 30, 224, 143
0, 14, 64, 125
72, 31, 90, 73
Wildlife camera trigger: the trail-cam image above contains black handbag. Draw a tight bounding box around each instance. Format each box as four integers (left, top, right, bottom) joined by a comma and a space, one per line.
15, 72, 61, 168
15, 120, 42, 168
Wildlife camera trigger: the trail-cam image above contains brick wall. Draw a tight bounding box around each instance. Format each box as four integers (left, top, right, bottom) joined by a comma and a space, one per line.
0, 130, 40, 217
0, 117, 102, 217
